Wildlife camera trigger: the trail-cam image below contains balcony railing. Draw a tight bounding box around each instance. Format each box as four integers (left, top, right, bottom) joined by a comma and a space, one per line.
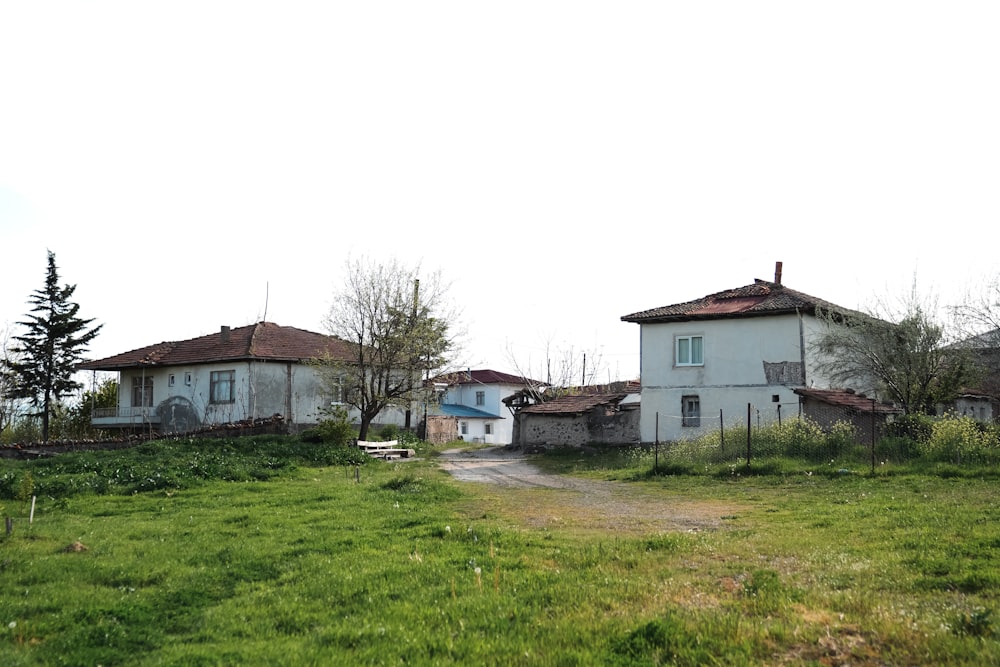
91, 407, 161, 425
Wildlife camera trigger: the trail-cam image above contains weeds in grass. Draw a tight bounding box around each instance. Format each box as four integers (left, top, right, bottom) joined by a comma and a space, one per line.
3, 436, 1000, 664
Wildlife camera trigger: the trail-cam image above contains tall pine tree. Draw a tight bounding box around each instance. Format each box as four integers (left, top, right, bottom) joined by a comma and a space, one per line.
9, 251, 102, 441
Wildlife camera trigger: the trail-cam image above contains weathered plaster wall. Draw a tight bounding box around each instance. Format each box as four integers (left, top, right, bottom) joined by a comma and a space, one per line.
637, 314, 821, 442
516, 407, 640, 448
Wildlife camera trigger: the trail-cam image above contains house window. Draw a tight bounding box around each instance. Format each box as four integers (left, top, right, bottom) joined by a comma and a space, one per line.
330, 377, 351, 404
184, 372, 193, 386
484, 423, 493, 435
132, 377, 153, 407
676, 335, 703, 366
168, 374, 176, 387
682, 395, 700, 427
460, 421, 469, 435
475, 391, 485, 406
210, 370, 235, 404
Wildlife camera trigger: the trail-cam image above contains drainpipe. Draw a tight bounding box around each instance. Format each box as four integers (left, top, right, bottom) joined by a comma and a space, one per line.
285, 362, 293, 425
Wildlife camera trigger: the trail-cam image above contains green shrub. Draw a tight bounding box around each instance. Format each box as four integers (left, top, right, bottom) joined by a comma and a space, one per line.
314, 405, 356, 446
884, 413, 934, 442
376, 423, 399, 441
924, 415, 1000, 464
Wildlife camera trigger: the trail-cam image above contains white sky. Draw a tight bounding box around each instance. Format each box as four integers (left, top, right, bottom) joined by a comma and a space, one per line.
2, 2, 998, 384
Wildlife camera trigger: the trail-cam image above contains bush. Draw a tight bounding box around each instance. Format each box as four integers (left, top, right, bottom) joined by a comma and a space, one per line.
377, 423, 400, 442
884, 413, 934, 442
923, 415, 1000, 464
314, 405, 356, 446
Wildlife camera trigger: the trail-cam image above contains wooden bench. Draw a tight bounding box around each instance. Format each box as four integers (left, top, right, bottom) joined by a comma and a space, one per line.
356, 440, 414, 460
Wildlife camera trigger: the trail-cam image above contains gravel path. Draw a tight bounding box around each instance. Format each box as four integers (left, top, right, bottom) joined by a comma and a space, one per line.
437, 446, 736, 533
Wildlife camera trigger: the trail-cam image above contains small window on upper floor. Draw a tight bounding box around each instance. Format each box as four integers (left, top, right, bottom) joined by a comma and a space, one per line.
168, 374, 176, 387
676, 335, 704, 367
475, 391, 485, 406
184, 372, 193, 386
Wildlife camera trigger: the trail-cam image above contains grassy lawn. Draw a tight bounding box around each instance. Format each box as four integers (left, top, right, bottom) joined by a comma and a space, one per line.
1, 440, 999, 665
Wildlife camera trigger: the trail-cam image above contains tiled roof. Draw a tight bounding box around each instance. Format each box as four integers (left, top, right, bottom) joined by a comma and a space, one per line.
621, 279, 857, 324
78, 322, 354, 371
436, 369, 547, 387
793, 388, 902, 414
519, 393, 628, 415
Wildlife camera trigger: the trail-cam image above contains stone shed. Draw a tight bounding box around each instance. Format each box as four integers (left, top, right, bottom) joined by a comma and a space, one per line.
511, 392, 640, 449
793, 387, 902, 443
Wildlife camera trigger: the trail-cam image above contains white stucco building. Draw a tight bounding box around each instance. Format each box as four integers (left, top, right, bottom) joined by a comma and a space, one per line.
434, 369, 543, 444
621, 265, 854, 443
78, 322, 411, 434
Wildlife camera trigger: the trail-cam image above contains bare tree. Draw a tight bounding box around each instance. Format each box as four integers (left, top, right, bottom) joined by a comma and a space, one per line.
812, 283, 972, 415
953, 274, 1000, 344
320, 256, 459, 440
504, 331, 607, 391
952, 273, 1000, 398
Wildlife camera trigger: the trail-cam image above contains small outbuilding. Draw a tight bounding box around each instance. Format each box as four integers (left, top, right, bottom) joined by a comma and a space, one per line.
793, 387, 902, 442
510, 392, 640, 449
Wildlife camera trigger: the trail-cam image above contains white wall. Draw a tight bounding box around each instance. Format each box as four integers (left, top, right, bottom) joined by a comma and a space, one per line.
441, 382, 519, 444
638, 313, 815, 442
117, 362, 411, 430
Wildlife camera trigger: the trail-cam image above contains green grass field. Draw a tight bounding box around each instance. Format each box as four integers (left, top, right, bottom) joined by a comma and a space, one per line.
2, 439, 999, 665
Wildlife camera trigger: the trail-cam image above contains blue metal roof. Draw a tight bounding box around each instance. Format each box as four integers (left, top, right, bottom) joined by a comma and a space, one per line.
438, 404, 500, 419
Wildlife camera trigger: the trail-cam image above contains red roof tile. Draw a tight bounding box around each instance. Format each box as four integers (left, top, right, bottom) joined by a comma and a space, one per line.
793, 387, 902, 414
435, 369, 547, 387
78, 322, 354, 370
621, 279, 859, 324
519, 393, 628, 415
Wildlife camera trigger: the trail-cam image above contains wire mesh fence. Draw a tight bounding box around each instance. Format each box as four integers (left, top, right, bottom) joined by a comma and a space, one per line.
647, 403, 1000, 469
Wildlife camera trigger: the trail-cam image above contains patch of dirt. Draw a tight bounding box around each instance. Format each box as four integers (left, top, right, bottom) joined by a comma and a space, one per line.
438, 446, 739, 534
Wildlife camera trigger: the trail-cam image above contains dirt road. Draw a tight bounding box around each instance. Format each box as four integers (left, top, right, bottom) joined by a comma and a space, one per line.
437, 446, 736, 533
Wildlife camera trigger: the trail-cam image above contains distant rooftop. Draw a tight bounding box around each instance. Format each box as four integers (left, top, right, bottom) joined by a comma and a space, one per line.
79, 322, 353, 371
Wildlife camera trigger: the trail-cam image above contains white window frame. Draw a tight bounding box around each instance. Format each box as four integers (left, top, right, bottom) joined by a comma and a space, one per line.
484, 423, 493, 435
184, 372, 193, 386
168, 374, 176, 387
675, 335, 704, 367
210, 370, 236, 404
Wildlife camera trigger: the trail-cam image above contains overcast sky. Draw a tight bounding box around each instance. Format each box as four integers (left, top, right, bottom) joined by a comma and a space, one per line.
2, 2, 998, 385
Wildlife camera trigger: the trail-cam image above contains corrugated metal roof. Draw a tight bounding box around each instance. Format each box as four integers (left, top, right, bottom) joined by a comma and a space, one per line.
78, 322, 354, 370
439, 404, 500, 419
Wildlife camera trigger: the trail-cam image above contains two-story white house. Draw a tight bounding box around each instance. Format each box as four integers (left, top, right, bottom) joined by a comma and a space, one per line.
434, 369, 544, 444
78, 322, 412, 434
621, 264, 856, 443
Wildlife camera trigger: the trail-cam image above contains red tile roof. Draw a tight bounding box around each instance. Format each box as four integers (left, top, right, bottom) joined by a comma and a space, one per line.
793, 387, 902, 414
621, 279, 858, 324
78, 322, 354, 370
519, 393, 629, 415
436, 369, 547, 387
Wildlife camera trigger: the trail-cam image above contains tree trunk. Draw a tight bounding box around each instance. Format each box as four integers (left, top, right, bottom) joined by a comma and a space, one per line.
42, 387, 51, 442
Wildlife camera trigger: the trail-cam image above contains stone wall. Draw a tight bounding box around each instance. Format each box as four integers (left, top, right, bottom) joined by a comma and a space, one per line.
424, 415, 459, 445
514, 405, 640, 449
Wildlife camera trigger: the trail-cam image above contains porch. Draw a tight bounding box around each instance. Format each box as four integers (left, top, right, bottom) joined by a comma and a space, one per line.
91, 407, 161, 429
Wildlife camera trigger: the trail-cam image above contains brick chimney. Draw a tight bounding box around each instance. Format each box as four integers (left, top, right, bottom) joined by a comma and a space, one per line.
774, 261, 783, 285
221, 325, 231, 343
